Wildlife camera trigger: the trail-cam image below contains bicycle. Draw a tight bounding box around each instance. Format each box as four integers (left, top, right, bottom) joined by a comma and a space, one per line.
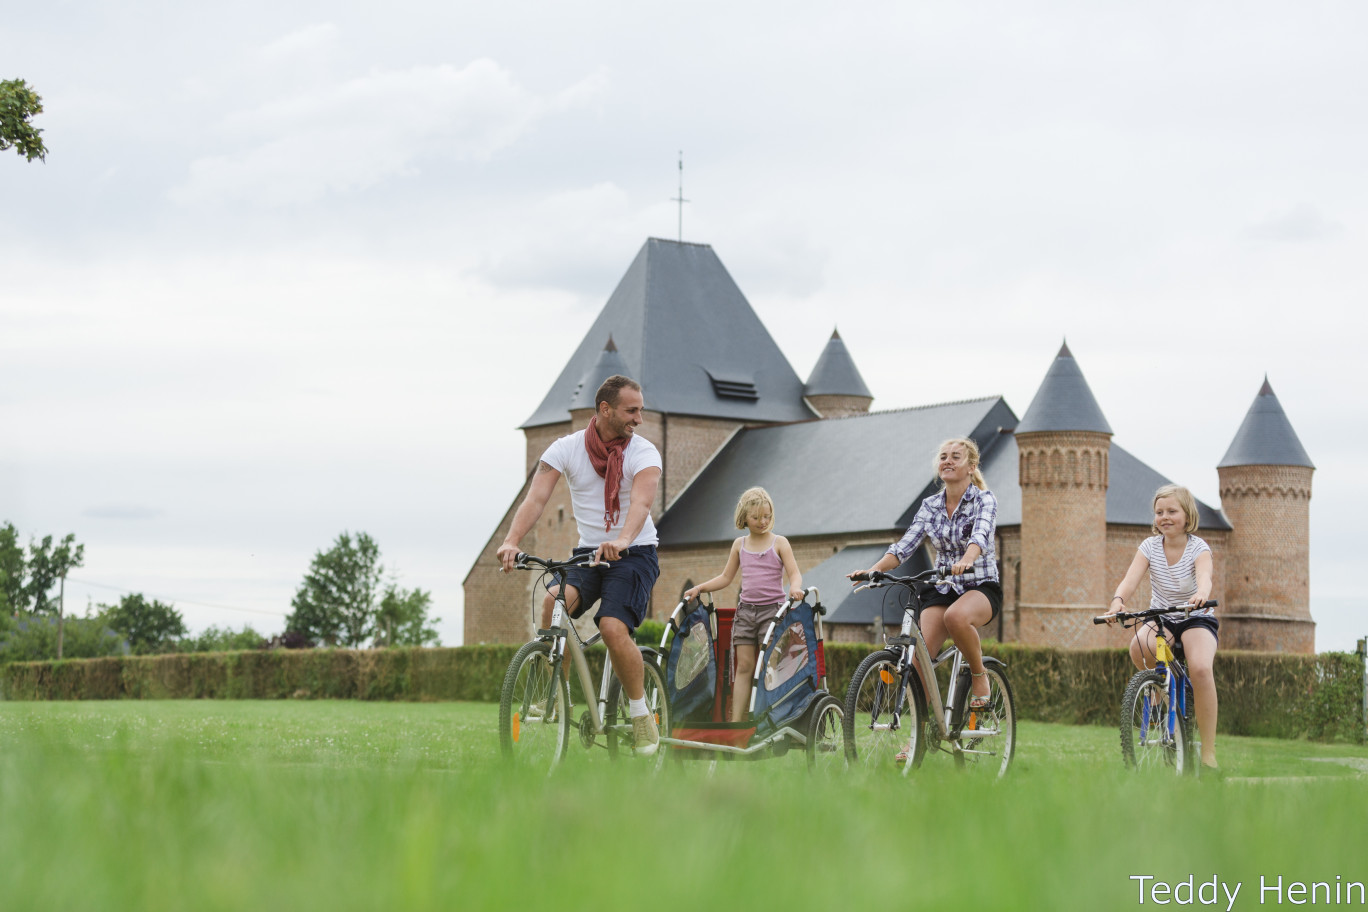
842, 569, 1016, 778
497, 551, 670, 774
1093, 601, 1217, 775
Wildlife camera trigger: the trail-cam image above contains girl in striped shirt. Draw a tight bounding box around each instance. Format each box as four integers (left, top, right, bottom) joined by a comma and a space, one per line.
1104, 484, 1219, 772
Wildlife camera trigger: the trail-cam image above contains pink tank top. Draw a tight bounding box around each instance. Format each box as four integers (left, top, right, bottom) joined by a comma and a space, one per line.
739, 544, 785, 604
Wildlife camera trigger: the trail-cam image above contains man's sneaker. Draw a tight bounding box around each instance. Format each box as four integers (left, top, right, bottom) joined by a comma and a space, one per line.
631, 712, 660, 757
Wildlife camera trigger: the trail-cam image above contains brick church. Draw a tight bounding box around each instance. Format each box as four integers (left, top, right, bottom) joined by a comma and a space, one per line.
465, 238, 1315, 653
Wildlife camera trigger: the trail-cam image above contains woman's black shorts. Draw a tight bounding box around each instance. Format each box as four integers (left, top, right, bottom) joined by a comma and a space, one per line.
919, 581, 1004, 625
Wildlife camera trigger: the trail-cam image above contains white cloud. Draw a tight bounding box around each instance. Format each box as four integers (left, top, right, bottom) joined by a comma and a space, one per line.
170, 59, 608, 206
1248, 202, 1345, 242
258, 23, 342, 61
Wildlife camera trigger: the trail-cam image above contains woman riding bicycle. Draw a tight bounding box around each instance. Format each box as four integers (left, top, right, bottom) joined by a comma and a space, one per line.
849, 437, 1003, 712
1102, 484, 1219, 773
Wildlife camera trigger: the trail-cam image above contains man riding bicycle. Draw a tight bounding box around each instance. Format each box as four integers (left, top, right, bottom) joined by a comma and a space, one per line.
496, 374, 663, 756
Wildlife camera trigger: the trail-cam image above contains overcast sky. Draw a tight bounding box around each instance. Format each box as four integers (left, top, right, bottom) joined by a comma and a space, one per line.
3, 2, 1364, 651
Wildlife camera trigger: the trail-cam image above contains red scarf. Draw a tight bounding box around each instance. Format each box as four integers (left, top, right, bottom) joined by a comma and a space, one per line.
584, 417, 629, 531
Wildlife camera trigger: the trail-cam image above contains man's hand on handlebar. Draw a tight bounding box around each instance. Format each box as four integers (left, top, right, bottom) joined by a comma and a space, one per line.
592, 538, 630, 564
496, 542, 522, 573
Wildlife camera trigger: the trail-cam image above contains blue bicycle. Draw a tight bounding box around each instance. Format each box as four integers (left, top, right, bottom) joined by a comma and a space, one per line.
1095, 602, 1217, 775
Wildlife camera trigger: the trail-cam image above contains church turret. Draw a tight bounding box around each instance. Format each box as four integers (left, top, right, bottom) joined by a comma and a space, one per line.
804, 328, 873, 418
1014, 342, 1113, 644
1216, 378, 1315, 653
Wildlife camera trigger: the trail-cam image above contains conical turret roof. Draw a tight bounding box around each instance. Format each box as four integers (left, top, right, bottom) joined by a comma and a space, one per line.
1015, 341, 1113, 435
522, 239, 815, 427
804, 328, 872, 398
568, 336, 631, 410
1218, 378, 1314, 468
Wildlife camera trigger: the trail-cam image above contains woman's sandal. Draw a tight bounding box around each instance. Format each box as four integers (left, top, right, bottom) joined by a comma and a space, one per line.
968, 671, 993, 711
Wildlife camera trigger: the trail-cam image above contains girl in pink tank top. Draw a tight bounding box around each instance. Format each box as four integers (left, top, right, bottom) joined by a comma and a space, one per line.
683, 487, 804, 722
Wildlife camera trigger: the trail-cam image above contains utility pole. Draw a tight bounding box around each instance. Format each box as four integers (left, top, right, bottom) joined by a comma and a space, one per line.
670, 151, 689, 242
56, 572, 66, 659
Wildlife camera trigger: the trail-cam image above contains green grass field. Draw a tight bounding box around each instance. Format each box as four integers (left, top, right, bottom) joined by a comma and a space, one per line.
1, 700, 1365, 911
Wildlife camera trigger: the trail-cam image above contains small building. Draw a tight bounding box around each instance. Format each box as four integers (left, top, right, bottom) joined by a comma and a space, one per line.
465, 238, 1314, 652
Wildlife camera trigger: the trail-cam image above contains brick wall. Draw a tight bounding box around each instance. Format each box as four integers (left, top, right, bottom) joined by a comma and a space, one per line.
1217, 464, 1315, 653
1015, 430, 1111, 645
659, 414, 745, 506
805, 395, 873, 419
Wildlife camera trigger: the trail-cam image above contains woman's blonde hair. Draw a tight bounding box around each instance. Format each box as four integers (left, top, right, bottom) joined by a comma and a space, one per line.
1152, 484, 1200, 535
933, 438, 989, 492
734, 487, 775, 530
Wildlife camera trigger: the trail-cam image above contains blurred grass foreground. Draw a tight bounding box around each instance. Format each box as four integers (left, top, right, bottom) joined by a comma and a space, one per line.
1, 700, 1365, 911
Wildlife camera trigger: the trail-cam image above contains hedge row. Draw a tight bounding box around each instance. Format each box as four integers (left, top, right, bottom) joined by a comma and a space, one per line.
3, 642, 1362, 742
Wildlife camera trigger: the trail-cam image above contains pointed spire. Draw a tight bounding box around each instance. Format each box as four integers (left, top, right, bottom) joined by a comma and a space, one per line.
1218, 377, 1314, 468
1016, 341, 1112, 435
805, 326, 872, 398
521, 238, 814, 428
569, 336, 631, 409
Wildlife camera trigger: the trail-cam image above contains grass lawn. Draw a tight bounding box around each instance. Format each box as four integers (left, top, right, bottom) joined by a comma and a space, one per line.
1, 700, 1365, 911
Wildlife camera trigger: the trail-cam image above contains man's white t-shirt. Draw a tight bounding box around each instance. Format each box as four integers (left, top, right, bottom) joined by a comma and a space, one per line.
541, 430, 662, 549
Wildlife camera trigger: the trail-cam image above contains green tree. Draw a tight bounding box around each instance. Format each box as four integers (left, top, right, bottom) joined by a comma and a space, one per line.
184, 624, 264, 653
374, 584, 440, 647
24, 533, 85, 614
286, 532, 383, 647
0, 613, 126, 664
0, 521, 24, 615
98, 593, 187, 655
0, 79, 47, 162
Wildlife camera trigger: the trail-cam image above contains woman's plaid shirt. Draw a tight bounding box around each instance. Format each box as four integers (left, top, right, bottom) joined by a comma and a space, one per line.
887, 484, 1000, 594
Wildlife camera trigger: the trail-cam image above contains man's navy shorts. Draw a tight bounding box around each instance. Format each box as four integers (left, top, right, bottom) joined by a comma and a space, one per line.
559, 545, 659, 636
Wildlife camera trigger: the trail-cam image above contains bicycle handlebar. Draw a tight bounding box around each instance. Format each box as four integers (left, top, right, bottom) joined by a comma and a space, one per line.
1092, 601, 1219, 625
513, 549, 629, 572
849, 567, 972, 587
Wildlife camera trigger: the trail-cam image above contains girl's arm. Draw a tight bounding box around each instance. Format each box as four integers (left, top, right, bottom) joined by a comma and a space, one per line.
866, 502, 931, 577
1103, 550, 1151, 620
775, 535, 804, 600
1190, 550, 1214, 607
951, 543, 982, 576
683, 539, 742, 600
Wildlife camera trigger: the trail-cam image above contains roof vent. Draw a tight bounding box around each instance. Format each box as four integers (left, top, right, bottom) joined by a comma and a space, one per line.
706, 369, 759, 402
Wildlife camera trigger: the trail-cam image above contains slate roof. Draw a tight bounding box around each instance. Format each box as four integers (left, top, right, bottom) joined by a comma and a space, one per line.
522, 238, 816, 428
1015, 341, 1113, 435
568, 336, 630, 410
1217, 378, 1314, 469
805, 329, 872, 398
657, 397, 1018, 545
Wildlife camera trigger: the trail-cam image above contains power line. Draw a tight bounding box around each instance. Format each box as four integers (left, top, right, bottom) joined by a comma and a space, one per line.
66, 577, 288, 617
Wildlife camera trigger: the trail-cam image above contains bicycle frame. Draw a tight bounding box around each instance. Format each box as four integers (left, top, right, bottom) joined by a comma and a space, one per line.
891, 606, 997, 743
1139, 621, 1191, 750
525, 561, 623, 742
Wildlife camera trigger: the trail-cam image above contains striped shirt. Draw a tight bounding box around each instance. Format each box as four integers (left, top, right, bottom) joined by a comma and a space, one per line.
1140, 534, 1213, 616
887, 484, 999, 594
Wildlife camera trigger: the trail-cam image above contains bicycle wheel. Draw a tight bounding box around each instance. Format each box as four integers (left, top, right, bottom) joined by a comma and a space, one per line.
1120, 669, 1189, 774
953, 662, 1016, 778
605, 654, 670, 772
499, 641, 571, 772
842, 649, 928, 774
806, 694, 845, 776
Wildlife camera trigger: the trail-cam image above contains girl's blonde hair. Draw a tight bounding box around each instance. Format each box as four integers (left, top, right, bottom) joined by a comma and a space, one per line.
1152, 484, 1200, 535
734, 487, 775, 530
934, 438, 989, 492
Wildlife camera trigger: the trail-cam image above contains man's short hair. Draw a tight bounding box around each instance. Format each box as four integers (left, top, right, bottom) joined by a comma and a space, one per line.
595, 375, 642, 410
